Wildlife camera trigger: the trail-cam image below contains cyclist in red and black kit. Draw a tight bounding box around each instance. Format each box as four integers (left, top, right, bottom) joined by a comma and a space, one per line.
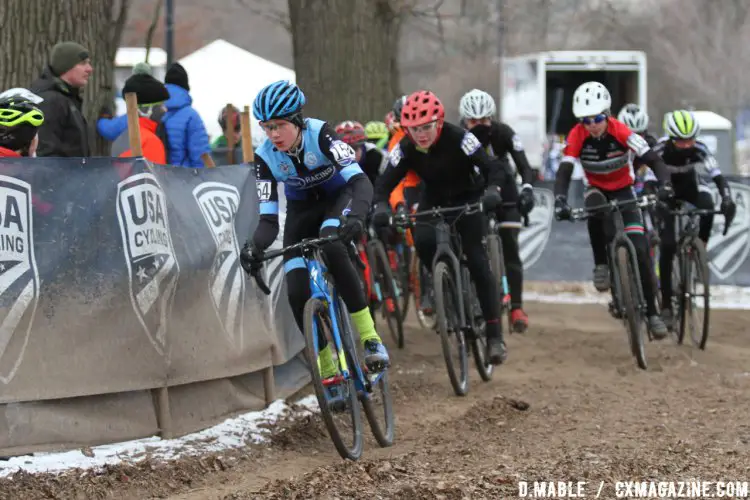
459, 88, 536, 333
554, 82, 674, 338
372, 90, 513, 365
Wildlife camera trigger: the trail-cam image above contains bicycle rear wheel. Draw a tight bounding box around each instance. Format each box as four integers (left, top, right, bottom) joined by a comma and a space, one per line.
486, 233, 511, 333
434, 260, 469, 396
368, 240, 404, 349
390, 243, 412, 322
412, 252, 437, 330
616, 245, 648, 370
465, 268, 493, 382
337, 298, 394, 448
677, 239, 710, 349
303, 298, 363, 460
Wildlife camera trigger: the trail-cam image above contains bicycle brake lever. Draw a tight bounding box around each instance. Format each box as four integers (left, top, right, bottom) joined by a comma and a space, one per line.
251, 267, 272, 295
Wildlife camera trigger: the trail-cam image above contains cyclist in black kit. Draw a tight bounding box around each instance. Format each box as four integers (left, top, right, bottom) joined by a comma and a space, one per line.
459, 88, 535, 333
654, 109, 736, 327
372, 90, 513, 365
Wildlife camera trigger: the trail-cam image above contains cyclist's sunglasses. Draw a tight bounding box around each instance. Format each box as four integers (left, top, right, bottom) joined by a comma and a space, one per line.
580, 114, 607, 125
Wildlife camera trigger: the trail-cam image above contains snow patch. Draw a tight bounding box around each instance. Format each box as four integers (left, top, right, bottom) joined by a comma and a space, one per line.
0, 395, 319, 478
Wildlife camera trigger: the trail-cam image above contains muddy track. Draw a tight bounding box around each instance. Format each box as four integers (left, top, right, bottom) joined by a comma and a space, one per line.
2, 302, 749, 500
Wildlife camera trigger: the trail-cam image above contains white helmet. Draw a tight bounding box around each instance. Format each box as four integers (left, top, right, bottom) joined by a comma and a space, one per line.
617, 103, 649, 133
572, 81, 611, 118
459, 89, 496, 120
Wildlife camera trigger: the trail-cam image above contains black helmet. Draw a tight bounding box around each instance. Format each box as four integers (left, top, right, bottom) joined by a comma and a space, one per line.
392, 95, 407, 122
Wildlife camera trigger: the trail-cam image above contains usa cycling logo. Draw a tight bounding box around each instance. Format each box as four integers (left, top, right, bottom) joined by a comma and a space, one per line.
705, 181, 750, 280
519, 187, 554, 270
0, 176, 40, 384
117, 172, 180, 355
193, 182, 245, 348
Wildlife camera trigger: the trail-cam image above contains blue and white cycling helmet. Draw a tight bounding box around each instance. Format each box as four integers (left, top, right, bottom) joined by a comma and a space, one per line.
253, 80, 306, 123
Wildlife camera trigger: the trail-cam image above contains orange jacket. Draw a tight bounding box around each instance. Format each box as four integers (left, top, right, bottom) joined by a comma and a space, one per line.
119, 117, 167, 165
387, 129, 422, 210
387, 128, 405, 152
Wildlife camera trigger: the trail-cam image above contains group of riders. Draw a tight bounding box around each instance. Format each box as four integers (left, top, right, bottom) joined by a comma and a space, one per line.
0, 80, 735, 381
236, 79, 736, 382
0, 74, 733, 391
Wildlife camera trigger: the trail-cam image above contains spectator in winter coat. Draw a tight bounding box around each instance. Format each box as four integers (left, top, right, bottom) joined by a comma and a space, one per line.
110, 73, 169, 164
96, 62, 152, 142
30, 41, 93, 157
162, 62, 210, 167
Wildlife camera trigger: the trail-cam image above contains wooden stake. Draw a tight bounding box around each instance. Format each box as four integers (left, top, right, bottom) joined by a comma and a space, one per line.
240, 106, 254, 164
201, 151, 216, 168
225, 103, 236, 165
125, 92, 143, 156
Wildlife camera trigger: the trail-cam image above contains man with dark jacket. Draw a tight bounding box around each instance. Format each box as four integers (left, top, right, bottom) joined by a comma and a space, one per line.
30, 41, 93, 157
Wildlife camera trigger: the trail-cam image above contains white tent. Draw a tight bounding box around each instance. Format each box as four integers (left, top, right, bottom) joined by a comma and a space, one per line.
178, 39, 296, 147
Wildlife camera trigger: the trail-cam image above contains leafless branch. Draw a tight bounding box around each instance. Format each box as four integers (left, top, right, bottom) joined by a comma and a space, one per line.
237, 0, 291, 33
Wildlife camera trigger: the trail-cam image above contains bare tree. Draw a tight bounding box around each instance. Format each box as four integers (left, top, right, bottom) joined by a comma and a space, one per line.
287, 0, 400, 122
0, 0, 130, 155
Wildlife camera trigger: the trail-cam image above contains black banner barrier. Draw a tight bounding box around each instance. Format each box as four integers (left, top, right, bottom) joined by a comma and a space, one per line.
0, 157, 305, 406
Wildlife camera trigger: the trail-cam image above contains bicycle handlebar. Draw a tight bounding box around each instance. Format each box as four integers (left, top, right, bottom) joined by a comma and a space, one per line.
570, 195, 656, 221
245, 234, 343, 295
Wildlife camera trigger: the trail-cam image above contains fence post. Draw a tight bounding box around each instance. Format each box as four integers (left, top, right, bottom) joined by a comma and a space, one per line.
125, 92, 143, 156
225, 103, 237, 165
240, 106, 255, 164
152, 386, 173, 439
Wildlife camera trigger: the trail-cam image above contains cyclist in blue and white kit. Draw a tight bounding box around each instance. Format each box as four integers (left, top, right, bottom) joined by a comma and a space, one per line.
239, 80, 390, 378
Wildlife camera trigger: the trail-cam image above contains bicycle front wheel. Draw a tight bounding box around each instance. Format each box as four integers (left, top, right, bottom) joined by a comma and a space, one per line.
336, 298, 395, 448
677, 239, 710, 349
434, 260, 469, 396
616, 245, 648, 370
303, 298, 363, 460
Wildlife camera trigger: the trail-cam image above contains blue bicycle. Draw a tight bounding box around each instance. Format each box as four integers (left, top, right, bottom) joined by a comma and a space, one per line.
248, 235, 394, 460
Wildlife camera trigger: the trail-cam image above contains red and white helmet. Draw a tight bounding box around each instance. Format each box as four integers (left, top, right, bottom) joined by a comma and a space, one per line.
335, 120, 366, 146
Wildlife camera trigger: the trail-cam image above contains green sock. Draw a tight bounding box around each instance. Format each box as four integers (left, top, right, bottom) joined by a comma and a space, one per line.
350, 307, 381, 345
318, 345, 336, 377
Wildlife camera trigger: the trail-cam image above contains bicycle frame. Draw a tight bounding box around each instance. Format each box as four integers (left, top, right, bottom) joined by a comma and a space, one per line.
251, 237, 384, 396
572, 196, 654, 317
395, 203, 482, 331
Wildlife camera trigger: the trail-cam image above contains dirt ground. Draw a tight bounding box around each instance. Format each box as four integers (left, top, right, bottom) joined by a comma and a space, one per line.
2, 301, 749, 500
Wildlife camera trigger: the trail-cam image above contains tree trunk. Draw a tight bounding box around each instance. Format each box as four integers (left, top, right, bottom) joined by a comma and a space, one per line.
288, 0, 397, 124
0, 0, 130, 156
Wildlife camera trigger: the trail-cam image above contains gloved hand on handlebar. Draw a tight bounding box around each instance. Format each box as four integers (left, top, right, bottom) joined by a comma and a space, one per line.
721, 195, 736, 235
658, 182, 675, 202
481, 185, 502, 211
554, 195, 571, 221
372, 203, 392, 228
338, 215, 364, 243
240, 242, 263, 276
519, 184, 535, 215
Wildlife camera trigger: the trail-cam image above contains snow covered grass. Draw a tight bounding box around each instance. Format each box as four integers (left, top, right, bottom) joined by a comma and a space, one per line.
525, 281, 750, 310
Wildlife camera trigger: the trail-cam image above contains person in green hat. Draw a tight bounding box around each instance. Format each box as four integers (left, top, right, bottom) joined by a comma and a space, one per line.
30, 41, 93, 157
